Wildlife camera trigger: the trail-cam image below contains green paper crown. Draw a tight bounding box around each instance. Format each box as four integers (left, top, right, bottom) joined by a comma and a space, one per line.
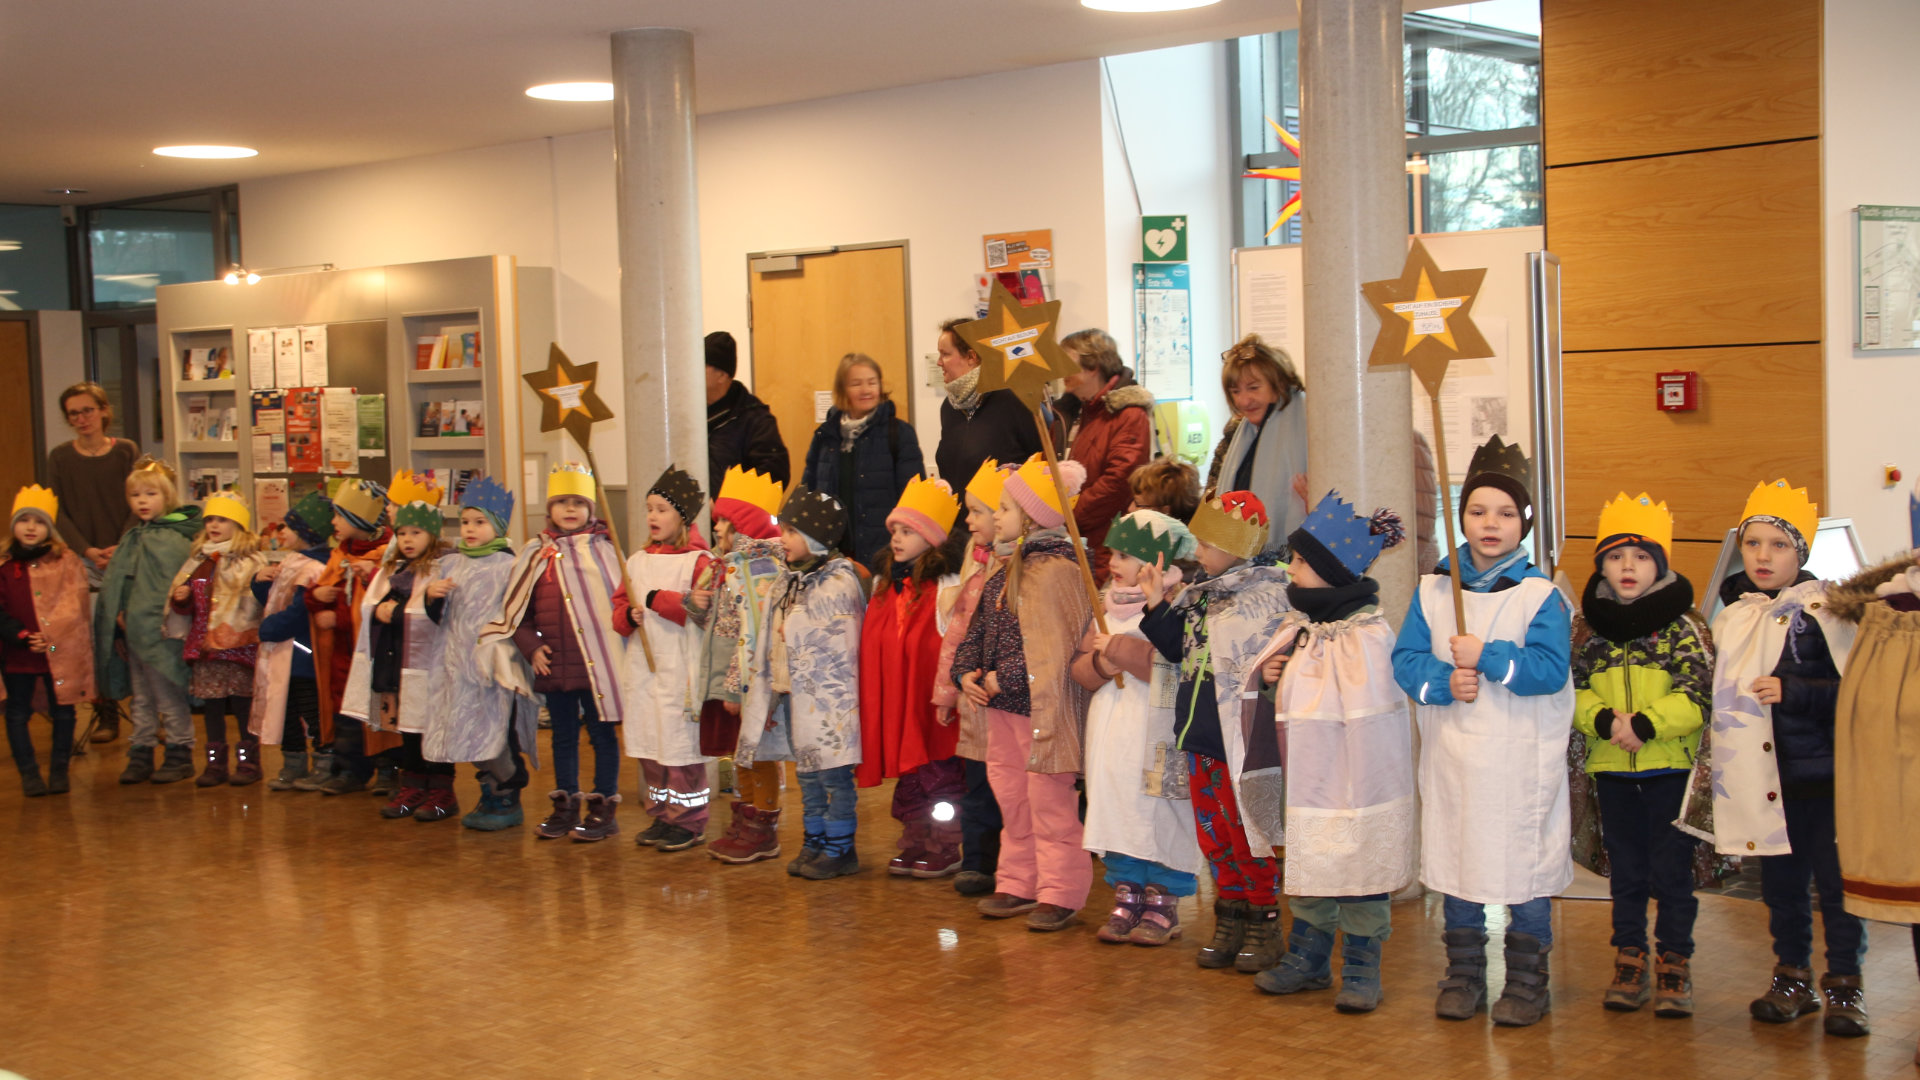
1105, 509, 1196, 568
394, 500, 443, 535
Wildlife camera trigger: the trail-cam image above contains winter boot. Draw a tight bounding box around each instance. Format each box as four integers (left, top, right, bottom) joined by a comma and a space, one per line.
800, 820, 859, 879
1097, 883, 1146, 943
90, 701, 120, 743
151, 743, 195, 784
1235, 903, 1286, 974
1749, 964, 1820, 1023
977, 893, 1041, 918
413, 774, 460, 823
47, 763, 69, 794
536, 790, 581, 839
912, 820, 964, 879
712, 805, 782, 863
1197, 899, 1250, 969
120, 745, 157, 785
1603, 947, 1652, 1012
461, 779, 525, 831
709, 801, 750, 855
229, 738, 265, 787
1334, 935, 1386, 1013
953, 870, 996, 897
1820, 974, 1869, 1037
1128, 884, 1183, 946
788, 818, 826, 876
1026, 904, 1078, 932
634, 817, 674, 846
268, 751, 309, 791
368, 759, 399, 797
1652, 951, 1694, 1019
1253, 921, 1336, 995
572, 793, 622, 842
195, 742, 229, 787
656, 821, 705, 852
18, 766, 47, 797
291, 751, 333, 791
1434, 928, 1490, 1020
317, 767, 368, 795
889, 818, 930, 876
1490, 933, 1552, 1027
379, 772, 428, 818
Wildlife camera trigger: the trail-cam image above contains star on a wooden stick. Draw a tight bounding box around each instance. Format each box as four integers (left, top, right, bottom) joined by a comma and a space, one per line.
523, 343, 614, 450
955, 280, 1078, 411
1361, 238, 1492, 396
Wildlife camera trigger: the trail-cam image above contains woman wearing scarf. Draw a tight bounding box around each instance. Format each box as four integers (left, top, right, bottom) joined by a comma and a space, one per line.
1203, 335, 1308, 557
799, 353, 925, 567
932, 318, 1041, 496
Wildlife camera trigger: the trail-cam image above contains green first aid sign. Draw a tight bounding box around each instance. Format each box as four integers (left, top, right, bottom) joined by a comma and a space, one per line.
1141, 215, 1187, 263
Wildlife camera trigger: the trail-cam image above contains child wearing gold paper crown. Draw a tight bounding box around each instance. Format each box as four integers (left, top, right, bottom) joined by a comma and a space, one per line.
614, 465, 717, 853
168, 490, 267, 787
1685, 479, 1869, 1038
1571, 493, 1712, 1018
858, 475, 969, 878
1138, 489, 1291, 968
2, 486, 95, 796
952, 456, 1096, 931
308, 478, 393, 795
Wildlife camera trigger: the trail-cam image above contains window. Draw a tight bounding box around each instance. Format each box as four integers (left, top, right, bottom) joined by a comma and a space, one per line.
0, 204, 73, 311
85, 188, 239, 309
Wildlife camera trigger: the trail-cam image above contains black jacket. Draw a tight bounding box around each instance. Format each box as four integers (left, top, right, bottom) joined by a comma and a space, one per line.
799, 400, 924, 567
934, 388, 1042, 490
707, 380, 790, 494
1719, 569, 1842, 797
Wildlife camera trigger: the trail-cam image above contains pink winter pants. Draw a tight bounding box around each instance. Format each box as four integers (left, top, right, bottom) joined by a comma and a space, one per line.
983, 708, 1091, 909
640, 759, 711, 831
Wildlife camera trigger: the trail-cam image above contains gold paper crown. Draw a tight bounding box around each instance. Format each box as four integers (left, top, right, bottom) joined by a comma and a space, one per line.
965, 458, 1007, 508
892, 475, 961, 536
716, 465, 783, 516
130, 454, 177, 488
1011, 454, 1077, 518
1595, 492, 1673, 554
203, 491, 252, 531
11, 484, 58, 523
388, 469, 444, 508
1187, 493, 1270, 561
547, 461, 596, 503
1739, 478, 1818, 544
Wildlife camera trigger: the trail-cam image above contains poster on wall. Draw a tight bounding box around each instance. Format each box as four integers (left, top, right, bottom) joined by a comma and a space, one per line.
254, 478, 290, 531
273, 328, 301, 389
356, 394, 386, 456
247, 330, 275, 388
1134, 262, 1193, 402
284, 387, 323, 473
1410, 315, 1511, 484
1856, 205, 1920, 350
299, 325, 329, 385
983, 229, 1054, 305
320, 387, 359, 475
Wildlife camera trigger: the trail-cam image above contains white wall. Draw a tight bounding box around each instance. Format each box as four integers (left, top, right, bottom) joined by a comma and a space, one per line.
1823, 0, 1920, 559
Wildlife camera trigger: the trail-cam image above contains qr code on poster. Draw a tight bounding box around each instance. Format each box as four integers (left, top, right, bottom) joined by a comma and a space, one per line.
985, 239, 1008, 269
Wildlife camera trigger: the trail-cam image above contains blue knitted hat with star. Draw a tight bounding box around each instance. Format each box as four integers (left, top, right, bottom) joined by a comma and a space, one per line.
458, 474, 515, 537
1287, 490, 1405, 588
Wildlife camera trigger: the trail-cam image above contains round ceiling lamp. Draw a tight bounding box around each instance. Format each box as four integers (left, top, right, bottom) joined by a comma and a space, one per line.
153, 145, 258, 159
526, 82, 614, 102
1081, 0, 1221, 10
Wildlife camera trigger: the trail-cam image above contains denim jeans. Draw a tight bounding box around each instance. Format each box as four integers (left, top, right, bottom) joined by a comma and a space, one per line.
1100, 852, 1199, 897
1443, 894, 1554, 947
4, 672, 76, 775
1289, 894, 1394, 940
1595, 771, 1699, 957
126, 649, 192, 749
797, 763, 858, 823
546, 689, 620, 796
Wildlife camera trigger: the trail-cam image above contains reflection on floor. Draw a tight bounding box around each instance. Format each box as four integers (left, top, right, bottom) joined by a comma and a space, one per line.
2, 733, 1916, 1080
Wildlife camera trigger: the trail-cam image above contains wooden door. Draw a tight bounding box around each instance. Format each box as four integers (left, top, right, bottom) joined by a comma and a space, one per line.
0, 321, 39, 497
747, 244, 912, 487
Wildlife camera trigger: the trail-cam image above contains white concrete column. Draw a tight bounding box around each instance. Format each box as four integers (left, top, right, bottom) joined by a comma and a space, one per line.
1298, 0, 1415, 622
612, 27, 706, 541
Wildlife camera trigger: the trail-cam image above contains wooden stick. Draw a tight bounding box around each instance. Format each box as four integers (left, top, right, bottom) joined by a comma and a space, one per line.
1426, 389, 1469, 632
1032, 409, 1121, 687
582, 442, 655, 672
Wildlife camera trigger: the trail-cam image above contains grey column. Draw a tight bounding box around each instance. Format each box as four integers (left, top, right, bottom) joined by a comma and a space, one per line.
1298, 0, 1415, 623
612, 27, 706, 542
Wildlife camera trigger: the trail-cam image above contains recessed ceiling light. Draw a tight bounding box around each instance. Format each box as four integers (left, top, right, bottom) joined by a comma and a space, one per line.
44, 187, 87, 195
526, 82, 614, 102
1081, 0, 1221, 10
153, 145, 258, 159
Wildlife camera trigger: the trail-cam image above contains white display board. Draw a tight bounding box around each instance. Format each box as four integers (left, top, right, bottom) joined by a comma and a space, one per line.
1855, 205, 1920, 350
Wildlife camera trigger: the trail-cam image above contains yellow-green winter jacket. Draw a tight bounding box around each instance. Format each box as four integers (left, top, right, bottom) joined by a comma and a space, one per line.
1571, 572, 1712, 774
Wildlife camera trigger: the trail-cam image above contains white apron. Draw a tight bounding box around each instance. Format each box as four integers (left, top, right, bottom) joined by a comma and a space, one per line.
1415, 575, 1574, 905
1082, 609, 1202, 874
342, 563, 442, 733
620, 548, 708, 767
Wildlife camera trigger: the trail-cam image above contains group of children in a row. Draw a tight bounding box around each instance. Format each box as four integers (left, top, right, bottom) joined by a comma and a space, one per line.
3, 432, 1912, 1047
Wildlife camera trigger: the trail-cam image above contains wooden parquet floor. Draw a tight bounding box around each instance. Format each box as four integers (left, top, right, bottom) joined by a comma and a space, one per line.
2, 732, 1916, 1080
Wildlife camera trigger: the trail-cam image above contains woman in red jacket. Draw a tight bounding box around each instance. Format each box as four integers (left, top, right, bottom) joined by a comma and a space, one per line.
1059, 330, 1153, 586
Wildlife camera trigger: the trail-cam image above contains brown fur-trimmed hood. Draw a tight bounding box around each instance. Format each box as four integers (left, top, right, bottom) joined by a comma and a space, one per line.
1827, 549, 1920, 623
1102, 383, 1154, 414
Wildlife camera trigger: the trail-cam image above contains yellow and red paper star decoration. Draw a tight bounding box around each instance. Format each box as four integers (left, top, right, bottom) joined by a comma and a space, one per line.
955, 280, 1078, 411
1242, 118, 1302, 238
1361, 238, 1492, 396
523, 343, 614, 450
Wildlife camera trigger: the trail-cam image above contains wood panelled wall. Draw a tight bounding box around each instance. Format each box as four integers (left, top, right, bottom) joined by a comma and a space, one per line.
1543, 0, 1824, 595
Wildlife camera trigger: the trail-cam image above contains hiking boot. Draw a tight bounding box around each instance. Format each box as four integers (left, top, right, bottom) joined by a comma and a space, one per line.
978, 893, 1040, 918
536, 791, 581, 839
120, 745, 157, 784
1653, 951, 1693, 1019
1490, 933, 1552, 1027
368, 760, 399, 797
268, 751, 309, 791
1026, 904, 1077, 932
1097, 883, 1145, 943
195, 743, 229, 787
1197, 899, 1249, 969
229, 738, 265, 786
953, 870, 996, 896
711, 805, 782, 863
1236, 904, 1286, 974
1335, 935, 1386, 1013
1254, 921, 1335, 995
634, 818, 674, 847
1603, 947, 1652, 1012
461, 780, 524, 831
412, 774, 460, 823
1750, 964, 1820, 1023
800, 848, 860, 880
571, 793, 621, 842
151, 743, 195, 784
318, 769, 368, 795
1128, 884, 1183, 946
290, 752, 333, 791
18, 768, 47, 797
889, 819, 930, 876
655, 822, 705, 852
1821, 973, 1869, 1037
380, 772, 429, 818
1434, 928, 1489, 1020
787, 833, 824, 876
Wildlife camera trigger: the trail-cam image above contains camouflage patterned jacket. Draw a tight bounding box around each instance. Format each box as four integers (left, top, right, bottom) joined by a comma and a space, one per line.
1571, 571, 1713, 774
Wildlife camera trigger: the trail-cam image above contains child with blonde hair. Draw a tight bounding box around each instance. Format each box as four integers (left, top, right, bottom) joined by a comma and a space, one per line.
168, 491, 267, 787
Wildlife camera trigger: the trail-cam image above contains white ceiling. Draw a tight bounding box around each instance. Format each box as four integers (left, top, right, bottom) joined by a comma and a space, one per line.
0, 0, 1309, 205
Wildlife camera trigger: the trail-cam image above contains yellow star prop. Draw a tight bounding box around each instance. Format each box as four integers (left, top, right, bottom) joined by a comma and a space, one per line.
954, 280, 1078, 411
523, 343, 615, 450
1361, 238, 1491, 396
1392, 269, 1470, 355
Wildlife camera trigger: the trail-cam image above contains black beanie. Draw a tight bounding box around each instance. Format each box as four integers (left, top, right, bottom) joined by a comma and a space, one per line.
704, 331, 737, 377
1594, 533, 1669, 581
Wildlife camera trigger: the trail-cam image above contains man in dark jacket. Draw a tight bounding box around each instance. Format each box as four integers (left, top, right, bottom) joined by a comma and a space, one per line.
705, 331, 790, 493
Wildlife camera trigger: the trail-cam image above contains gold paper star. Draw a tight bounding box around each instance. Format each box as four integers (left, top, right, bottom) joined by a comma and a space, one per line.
1361, 239, 1492, 396
954, 280, 1078, 411
523, 343, 614, 450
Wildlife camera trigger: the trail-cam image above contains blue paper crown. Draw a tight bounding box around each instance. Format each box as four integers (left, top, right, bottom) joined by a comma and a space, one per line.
1297, 490, 1387, 579
459, 474, 515, 524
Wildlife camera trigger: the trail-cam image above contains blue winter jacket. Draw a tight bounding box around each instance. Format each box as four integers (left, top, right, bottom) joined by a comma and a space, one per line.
252, 550, 326, 680
1718, 569, 1841, 797
799, 399, 925, 568
1392, 550, 1572, 707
